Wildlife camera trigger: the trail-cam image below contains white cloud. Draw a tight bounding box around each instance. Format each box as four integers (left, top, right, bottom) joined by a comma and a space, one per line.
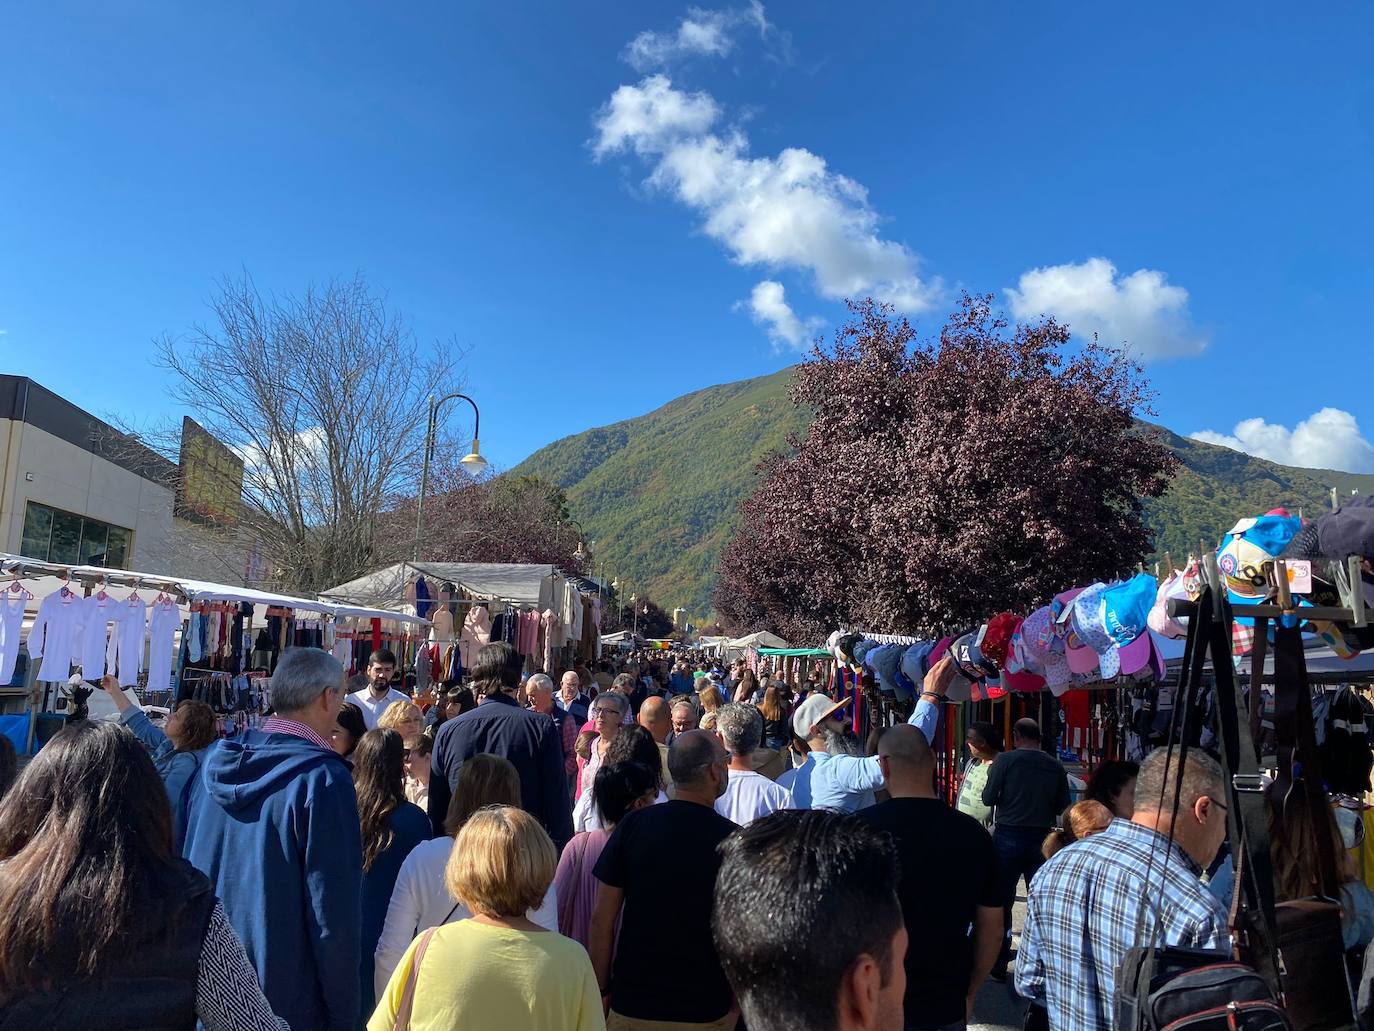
1005, 257, 1207, 362
1191, 408, 1374, 473
624, 2, 775, 71
591, 75, 720, 159
592, 75, 940, 314
742, 280, 822, 349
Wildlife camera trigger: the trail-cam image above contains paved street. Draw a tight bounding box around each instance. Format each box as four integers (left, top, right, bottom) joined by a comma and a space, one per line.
970, 898, 1028, 1031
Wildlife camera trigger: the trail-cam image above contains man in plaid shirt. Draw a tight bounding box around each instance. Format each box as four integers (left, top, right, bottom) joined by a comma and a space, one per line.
1015, 749, 1232, 1030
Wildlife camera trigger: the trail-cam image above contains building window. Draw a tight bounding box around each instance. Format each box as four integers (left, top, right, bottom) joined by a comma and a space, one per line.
19, 502, 132, 568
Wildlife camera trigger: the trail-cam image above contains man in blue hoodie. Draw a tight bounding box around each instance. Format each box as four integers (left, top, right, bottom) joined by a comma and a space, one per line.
183, 646, 361, 1031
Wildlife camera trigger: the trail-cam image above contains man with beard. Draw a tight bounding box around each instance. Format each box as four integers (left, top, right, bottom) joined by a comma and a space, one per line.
781, 657, 956, 813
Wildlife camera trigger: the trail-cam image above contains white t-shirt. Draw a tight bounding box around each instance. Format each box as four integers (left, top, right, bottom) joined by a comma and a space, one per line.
348, 687, 411, 730
715, 768, 793, 825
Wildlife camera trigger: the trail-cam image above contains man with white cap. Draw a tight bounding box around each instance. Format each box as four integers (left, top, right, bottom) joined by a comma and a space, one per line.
779, 656, 955, 812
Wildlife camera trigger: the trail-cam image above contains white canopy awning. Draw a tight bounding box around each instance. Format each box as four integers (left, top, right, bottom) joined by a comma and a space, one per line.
0, 553, 427, 625
323, 561, 562, 611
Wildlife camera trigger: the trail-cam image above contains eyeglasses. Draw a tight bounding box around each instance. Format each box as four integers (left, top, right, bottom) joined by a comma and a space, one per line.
1206, 796, 1228, 814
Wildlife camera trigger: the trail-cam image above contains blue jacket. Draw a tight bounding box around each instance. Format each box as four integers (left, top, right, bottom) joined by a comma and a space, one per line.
183, 730, 362, 1031
359, 802, 430, 1024
118, 708, 210, 852
429, 692, 573, 846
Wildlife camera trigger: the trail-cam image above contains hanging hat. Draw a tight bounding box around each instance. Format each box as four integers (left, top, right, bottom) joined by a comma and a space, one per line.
1067, 584, 1108, 677
969, 627, 1004, 689
900, 641, 933, 694
1148, 564, 1197, 639
1079, 573, 1158, 679
980, 612, 1020, 668
1217, 513, 1303, 621
869, 645, 904, 697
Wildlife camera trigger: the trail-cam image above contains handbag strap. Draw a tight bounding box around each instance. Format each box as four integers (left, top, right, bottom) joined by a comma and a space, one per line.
393, 926, 437, 1031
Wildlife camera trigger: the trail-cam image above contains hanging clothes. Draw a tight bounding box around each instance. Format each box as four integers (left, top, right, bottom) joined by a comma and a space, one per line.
28, 587, 84, 683
541, 608, 561, 675
562, 582, 583, 644
517, 610, 539, 657
79, 593, 118, 680
147, 599, 180, 694
106, 597, 148, 688
459, 606, 491, 668
414, 576, 433, 619
0, 592, 27, 685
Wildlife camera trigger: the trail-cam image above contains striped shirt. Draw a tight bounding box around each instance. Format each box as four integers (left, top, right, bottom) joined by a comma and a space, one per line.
1015, 818, 1230, 1031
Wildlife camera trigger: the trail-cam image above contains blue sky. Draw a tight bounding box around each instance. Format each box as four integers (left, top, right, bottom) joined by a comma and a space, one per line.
3, 2, 1373, 472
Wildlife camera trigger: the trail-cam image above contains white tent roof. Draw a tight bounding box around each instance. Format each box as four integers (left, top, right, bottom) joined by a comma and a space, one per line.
0, 553, 425, 624
323, 561, 560, 611
726, 631, 791, 650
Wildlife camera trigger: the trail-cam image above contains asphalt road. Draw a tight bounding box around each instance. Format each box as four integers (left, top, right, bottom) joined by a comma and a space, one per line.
970, 897, 1029, 1031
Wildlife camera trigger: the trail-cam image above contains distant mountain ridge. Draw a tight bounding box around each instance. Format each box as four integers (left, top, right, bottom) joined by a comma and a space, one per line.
510, 369, 1374, 619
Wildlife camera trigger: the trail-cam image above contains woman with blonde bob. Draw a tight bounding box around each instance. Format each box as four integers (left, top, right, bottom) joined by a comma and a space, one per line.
378, 699, 424, 741
369, 806, 604, 1031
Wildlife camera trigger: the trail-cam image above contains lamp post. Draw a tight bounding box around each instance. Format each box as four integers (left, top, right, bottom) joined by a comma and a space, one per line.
414, 393, 487, 562
568, 519, 587, 565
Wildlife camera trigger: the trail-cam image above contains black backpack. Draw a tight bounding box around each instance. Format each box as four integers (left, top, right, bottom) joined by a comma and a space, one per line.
1117, 947, 1290, 1031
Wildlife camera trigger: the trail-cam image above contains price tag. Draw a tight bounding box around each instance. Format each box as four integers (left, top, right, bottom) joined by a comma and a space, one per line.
1286, 560, 1312, 594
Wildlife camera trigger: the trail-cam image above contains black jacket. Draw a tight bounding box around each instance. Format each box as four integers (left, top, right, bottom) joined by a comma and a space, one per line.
429, 692, 573, 846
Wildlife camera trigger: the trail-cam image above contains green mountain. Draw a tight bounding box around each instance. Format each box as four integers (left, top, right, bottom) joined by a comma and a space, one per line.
511, 369, 1374, 620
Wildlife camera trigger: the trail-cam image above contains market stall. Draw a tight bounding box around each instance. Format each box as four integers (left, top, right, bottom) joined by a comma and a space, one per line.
0, 551, 427, 754
323, 559, 605, 685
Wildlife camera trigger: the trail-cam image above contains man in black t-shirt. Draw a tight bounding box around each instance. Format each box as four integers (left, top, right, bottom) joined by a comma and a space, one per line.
859, 724, 1002, 1030
589, 730, 737, 1029
980, 718, 1070, 981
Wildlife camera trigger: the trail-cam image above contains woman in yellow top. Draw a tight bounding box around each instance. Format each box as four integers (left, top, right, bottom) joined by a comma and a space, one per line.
369, 806, 605, 1031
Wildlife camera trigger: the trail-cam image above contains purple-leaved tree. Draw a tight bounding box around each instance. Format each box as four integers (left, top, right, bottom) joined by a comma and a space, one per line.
715, 294, 1177, 641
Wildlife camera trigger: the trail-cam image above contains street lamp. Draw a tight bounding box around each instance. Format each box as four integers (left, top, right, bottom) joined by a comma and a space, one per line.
568, 519, 587, 563
414, 393, 486, 562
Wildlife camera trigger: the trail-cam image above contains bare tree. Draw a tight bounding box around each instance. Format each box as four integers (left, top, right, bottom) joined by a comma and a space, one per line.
153, 273, 462, 594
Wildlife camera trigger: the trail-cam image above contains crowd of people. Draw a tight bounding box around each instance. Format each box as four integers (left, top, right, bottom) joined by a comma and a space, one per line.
0, 641, 1365, 1031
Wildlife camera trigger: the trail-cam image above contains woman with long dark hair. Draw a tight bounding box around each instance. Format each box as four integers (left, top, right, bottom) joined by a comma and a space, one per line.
733, 669, 760, 704
354, 727, 430, 1026
554, 760, 657, 948
0, 721, 284, 1029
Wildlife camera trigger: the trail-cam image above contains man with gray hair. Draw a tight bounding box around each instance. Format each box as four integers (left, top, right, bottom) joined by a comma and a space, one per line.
714, 702, 792, 825
183, 647, 362, 1031
526, 672, 577, 784
611, 671, 642, 723
556, 669, 590, 725
1016, 748, 1231, 1031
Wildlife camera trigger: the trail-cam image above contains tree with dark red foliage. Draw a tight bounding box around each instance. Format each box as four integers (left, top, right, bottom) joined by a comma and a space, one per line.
715, 294, 1177, 641
393, 461, 586, 572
